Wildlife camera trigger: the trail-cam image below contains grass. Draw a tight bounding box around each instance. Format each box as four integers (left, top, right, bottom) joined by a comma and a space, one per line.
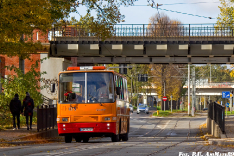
224, 110, 234, 116
152, 110, 172, 117
152, 108, 196, 117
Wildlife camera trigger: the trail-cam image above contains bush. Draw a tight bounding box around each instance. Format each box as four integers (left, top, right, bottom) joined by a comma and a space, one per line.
0, 58, 46, 128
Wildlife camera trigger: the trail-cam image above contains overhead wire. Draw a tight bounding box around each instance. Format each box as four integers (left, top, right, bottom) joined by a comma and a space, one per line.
134, 1, 217, 19
161, 1, 220, 5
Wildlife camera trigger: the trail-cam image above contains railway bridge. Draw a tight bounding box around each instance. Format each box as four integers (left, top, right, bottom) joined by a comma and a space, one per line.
49, 24, 234, 64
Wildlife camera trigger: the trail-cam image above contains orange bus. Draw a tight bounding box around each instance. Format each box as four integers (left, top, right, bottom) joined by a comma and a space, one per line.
57, 66, 130, 143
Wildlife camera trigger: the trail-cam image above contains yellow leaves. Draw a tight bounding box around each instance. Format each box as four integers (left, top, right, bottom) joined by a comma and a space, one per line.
217, 0, 234, 26
0, 0, 77, 57
150, 64, 185, 100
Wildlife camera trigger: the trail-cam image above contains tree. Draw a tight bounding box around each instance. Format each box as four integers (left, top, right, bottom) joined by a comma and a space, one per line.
0, 0, 140, 58
195, 64, 234, 82
0, 0, 80, 58
150, 64, 185, 101
216, 0, 234, 27
0, 58, 47, 123
147, 13, 182, 37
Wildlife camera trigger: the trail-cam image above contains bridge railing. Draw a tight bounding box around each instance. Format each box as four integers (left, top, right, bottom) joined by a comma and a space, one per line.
48, 24, 234, 41
184, 82, 234, 88
208, 102, 225, 134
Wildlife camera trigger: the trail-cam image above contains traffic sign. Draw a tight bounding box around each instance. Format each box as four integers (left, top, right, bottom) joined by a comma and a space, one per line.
222, 91, 230, 98
163, 96, 167, 101
226, 103, 229, 107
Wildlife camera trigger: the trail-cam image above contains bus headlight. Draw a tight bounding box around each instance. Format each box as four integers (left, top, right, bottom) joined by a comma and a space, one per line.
56, 118, 60, 121
112, 117, 116, 120
105, 117, 110, 121
62, 118, 68, 122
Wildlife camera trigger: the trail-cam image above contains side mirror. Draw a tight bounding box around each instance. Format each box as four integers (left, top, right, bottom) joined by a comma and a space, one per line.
116, 87, 121, 95
51, 83, 55, 93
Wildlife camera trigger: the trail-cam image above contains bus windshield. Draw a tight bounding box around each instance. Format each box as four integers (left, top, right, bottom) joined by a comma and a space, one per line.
59, 72, 114, 104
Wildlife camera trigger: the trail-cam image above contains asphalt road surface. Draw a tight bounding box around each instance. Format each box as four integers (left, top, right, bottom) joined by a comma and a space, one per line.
0, 112, 216, 156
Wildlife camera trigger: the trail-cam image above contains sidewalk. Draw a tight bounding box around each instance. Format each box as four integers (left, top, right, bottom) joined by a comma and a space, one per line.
0, 124, 60, 146
204, 116, 234, 146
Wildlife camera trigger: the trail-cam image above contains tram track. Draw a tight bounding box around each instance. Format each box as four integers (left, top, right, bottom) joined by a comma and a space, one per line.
5, 117, 199, 156
86, 118, 169, 156
145, 119, 191, 156
43, 117, 174, 156
87, 119, 179, 156
23, 115, 162, 156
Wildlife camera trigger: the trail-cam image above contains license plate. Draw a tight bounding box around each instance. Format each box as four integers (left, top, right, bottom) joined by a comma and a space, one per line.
80, 128, 93, 131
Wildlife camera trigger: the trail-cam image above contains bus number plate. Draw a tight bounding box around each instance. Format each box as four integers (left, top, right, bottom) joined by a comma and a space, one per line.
80, 128, 93, 131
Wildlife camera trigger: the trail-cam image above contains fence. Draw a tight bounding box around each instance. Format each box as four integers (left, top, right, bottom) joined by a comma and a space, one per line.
37, 105, 57, 132
208, 102, 225, 133
48, 24, 234, 41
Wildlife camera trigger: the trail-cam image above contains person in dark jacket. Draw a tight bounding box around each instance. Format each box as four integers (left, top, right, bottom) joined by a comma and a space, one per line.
21, 92, 34, 130
10, 93, 21, 130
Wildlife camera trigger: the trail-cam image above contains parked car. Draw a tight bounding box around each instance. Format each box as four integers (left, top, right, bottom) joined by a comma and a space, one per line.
203, 108, 208, 111
137, 104, 149, 114
129, 104, 134, 113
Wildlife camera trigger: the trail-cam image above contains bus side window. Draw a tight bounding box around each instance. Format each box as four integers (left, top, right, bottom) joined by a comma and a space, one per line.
125, 79, 129, 102
124, 78, 128, 101
120, 77, 124, 100
117, 76, 120, 99
123, 78, 126, 101
118, 76, 122, 99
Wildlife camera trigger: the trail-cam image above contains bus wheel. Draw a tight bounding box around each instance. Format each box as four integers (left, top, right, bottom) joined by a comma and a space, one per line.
83, 137, 89, 143
122, 133, 129, 141
111, 134, 119, 142
65, 136, 72, 143
74, 137, 82, 142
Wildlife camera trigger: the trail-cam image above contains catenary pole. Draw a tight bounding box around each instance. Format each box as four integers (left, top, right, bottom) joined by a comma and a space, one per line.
188, 64, 190, 115
164, 81, 165, 111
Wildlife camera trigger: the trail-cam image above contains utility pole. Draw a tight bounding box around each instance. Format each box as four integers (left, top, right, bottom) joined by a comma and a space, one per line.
230, 96, 232, 114
188, 64, 190, 115
131, 75, 133, 101
204, 96, 206, 109
164, 81, 165, 111
200, 96, 201, 111
192, 67, 196, 116
137, 87, 139, 108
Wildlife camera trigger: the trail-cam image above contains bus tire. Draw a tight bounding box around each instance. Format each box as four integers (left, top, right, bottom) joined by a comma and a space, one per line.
74, 137, 82, 142
65, 136, 72, 143
83, 137, 89, 143
122, 133, 128, 141
111, 134, 119, 142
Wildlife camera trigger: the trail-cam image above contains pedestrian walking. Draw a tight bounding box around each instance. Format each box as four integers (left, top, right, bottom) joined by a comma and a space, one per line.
21, 92, 34, 130
10, 93, 21, 130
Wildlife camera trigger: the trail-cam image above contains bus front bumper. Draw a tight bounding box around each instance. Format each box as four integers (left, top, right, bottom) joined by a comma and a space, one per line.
58, 122, 116, 135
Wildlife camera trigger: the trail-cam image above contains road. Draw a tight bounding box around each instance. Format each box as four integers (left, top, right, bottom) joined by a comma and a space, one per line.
0, 112, 230, 156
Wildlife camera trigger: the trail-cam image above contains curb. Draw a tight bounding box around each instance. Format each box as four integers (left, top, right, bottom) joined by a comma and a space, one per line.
19, 129, 59, 140
209, 139, 234, 146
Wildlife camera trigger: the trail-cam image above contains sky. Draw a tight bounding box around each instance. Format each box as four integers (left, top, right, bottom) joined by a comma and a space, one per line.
70, 0, 221, 25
